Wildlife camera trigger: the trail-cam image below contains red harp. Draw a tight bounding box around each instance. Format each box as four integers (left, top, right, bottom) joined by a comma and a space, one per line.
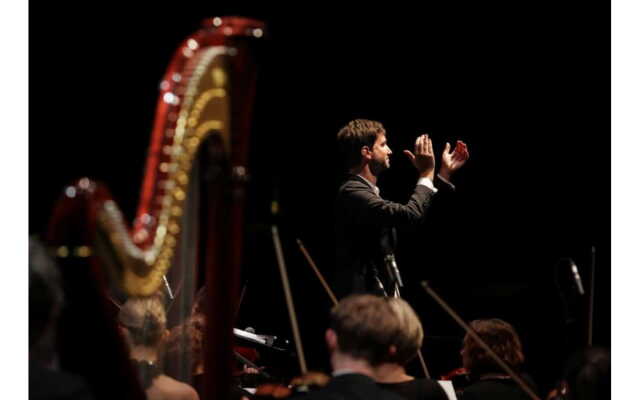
47, 17, 264, 400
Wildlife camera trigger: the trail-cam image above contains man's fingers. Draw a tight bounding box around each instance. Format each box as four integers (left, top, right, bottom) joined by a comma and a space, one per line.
454, 140, 469, 160
415, 134, 439, 156
421, 134, 429, 155
403, 150, 415, 162
460, 143, 470, 159
444, 142, 451, 155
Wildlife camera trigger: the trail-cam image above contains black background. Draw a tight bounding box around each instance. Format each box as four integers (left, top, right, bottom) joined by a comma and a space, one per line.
30, 2, 610, 394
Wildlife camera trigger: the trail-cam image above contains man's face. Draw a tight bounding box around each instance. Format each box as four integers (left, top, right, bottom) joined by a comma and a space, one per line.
369, 132, 392, 174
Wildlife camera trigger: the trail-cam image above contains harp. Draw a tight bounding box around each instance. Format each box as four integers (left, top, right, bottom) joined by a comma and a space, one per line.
46, 17, 264, 400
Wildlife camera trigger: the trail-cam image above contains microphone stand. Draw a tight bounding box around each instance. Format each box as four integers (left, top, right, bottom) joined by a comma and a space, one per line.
296, 240, 431, 379
384, 254, 403, 299
587, 246, 595, 346
383, 253, 431, 378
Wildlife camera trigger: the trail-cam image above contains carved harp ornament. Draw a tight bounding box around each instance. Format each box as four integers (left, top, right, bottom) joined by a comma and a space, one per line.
49, 17, 264, 296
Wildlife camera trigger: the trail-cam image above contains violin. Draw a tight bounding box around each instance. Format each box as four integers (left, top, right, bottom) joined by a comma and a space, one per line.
440, 367, 472, 394
441, 367, 470, 381
253, 371, 331, 399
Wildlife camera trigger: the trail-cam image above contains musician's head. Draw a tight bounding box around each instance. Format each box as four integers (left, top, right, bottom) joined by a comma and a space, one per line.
326, 294, 423, 368
561, 347, 610, 400
164, 313, 206, 377
337, 119, 391, 174
119, 294, 168, 349
461, 318, 525, 375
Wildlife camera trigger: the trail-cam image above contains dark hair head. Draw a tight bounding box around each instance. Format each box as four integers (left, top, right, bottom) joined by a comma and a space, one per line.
336, 119, 385, 170
164, 312, 206, 377
191, 285, 207, 317
563, 347, 610, 400
462, 318, 525, 375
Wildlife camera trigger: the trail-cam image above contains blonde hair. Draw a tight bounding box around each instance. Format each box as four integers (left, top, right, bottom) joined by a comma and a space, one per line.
118, 296, 167, 347
330, 294, 423, 366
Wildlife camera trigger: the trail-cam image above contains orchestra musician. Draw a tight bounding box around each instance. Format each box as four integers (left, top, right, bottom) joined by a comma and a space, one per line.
371, 296, 448, 400
118, 295, 200, 400
459, 318, 538, 400
164, 286, 261, 399
547, 347, 610, 400
300, 294, 420, 400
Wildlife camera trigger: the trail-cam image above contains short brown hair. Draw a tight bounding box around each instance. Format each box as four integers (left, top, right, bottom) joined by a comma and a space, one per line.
329, 294, 423, 366
336, 119, 386, 170
462, 318, 525, 374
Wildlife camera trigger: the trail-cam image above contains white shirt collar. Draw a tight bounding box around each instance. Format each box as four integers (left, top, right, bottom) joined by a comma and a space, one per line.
332, 368, 357, 377
357, 174, 380, 196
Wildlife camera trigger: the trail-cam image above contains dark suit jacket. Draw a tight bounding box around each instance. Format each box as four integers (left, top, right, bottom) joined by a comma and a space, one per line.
29, 363, 95, 400
334, 174, 438, 298
461, 374, 539, 400
302, 373, 405, 400
378, 378, 449, 400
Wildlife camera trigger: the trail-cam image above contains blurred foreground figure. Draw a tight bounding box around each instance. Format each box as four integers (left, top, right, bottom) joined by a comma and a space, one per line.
119, 296, 199, 400
460, 318, 538, 400
548, 347, 610, 400
29, 237, 95, 400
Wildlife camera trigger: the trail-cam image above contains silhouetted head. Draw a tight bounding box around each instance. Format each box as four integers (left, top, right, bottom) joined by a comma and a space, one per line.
461, 318, 525, 375
562, 347, 610, 400
327, 294, 423, 366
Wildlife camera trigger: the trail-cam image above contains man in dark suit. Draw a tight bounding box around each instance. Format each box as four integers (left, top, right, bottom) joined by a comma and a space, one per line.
335, 119, 469, 298
301, 295, 409, 400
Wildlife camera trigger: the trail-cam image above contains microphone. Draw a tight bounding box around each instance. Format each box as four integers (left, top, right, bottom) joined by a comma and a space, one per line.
385, 254, 404, 288
569, 259, 585, 295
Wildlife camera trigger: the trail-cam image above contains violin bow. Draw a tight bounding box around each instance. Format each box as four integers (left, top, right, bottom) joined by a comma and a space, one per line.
420, 281, 541, 400
272, 226, 308, 374
587, 246, 595, 346
296, 239, 338, 306
296, 238, 431, 379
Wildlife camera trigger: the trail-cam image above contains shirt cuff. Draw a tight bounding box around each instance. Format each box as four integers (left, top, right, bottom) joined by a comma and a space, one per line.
417, 177, 438, 193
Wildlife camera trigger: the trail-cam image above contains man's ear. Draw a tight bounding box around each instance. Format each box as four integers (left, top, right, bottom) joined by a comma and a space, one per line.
361, 146, 372, 160
325, 329, 338, 351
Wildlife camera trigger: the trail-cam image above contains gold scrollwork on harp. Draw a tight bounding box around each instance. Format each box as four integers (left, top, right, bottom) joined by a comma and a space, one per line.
96, 47, 233, 296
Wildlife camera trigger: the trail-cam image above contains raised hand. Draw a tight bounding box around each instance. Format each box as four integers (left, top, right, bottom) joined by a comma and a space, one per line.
403, 134, 436, 180
439, 140, 469, 181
